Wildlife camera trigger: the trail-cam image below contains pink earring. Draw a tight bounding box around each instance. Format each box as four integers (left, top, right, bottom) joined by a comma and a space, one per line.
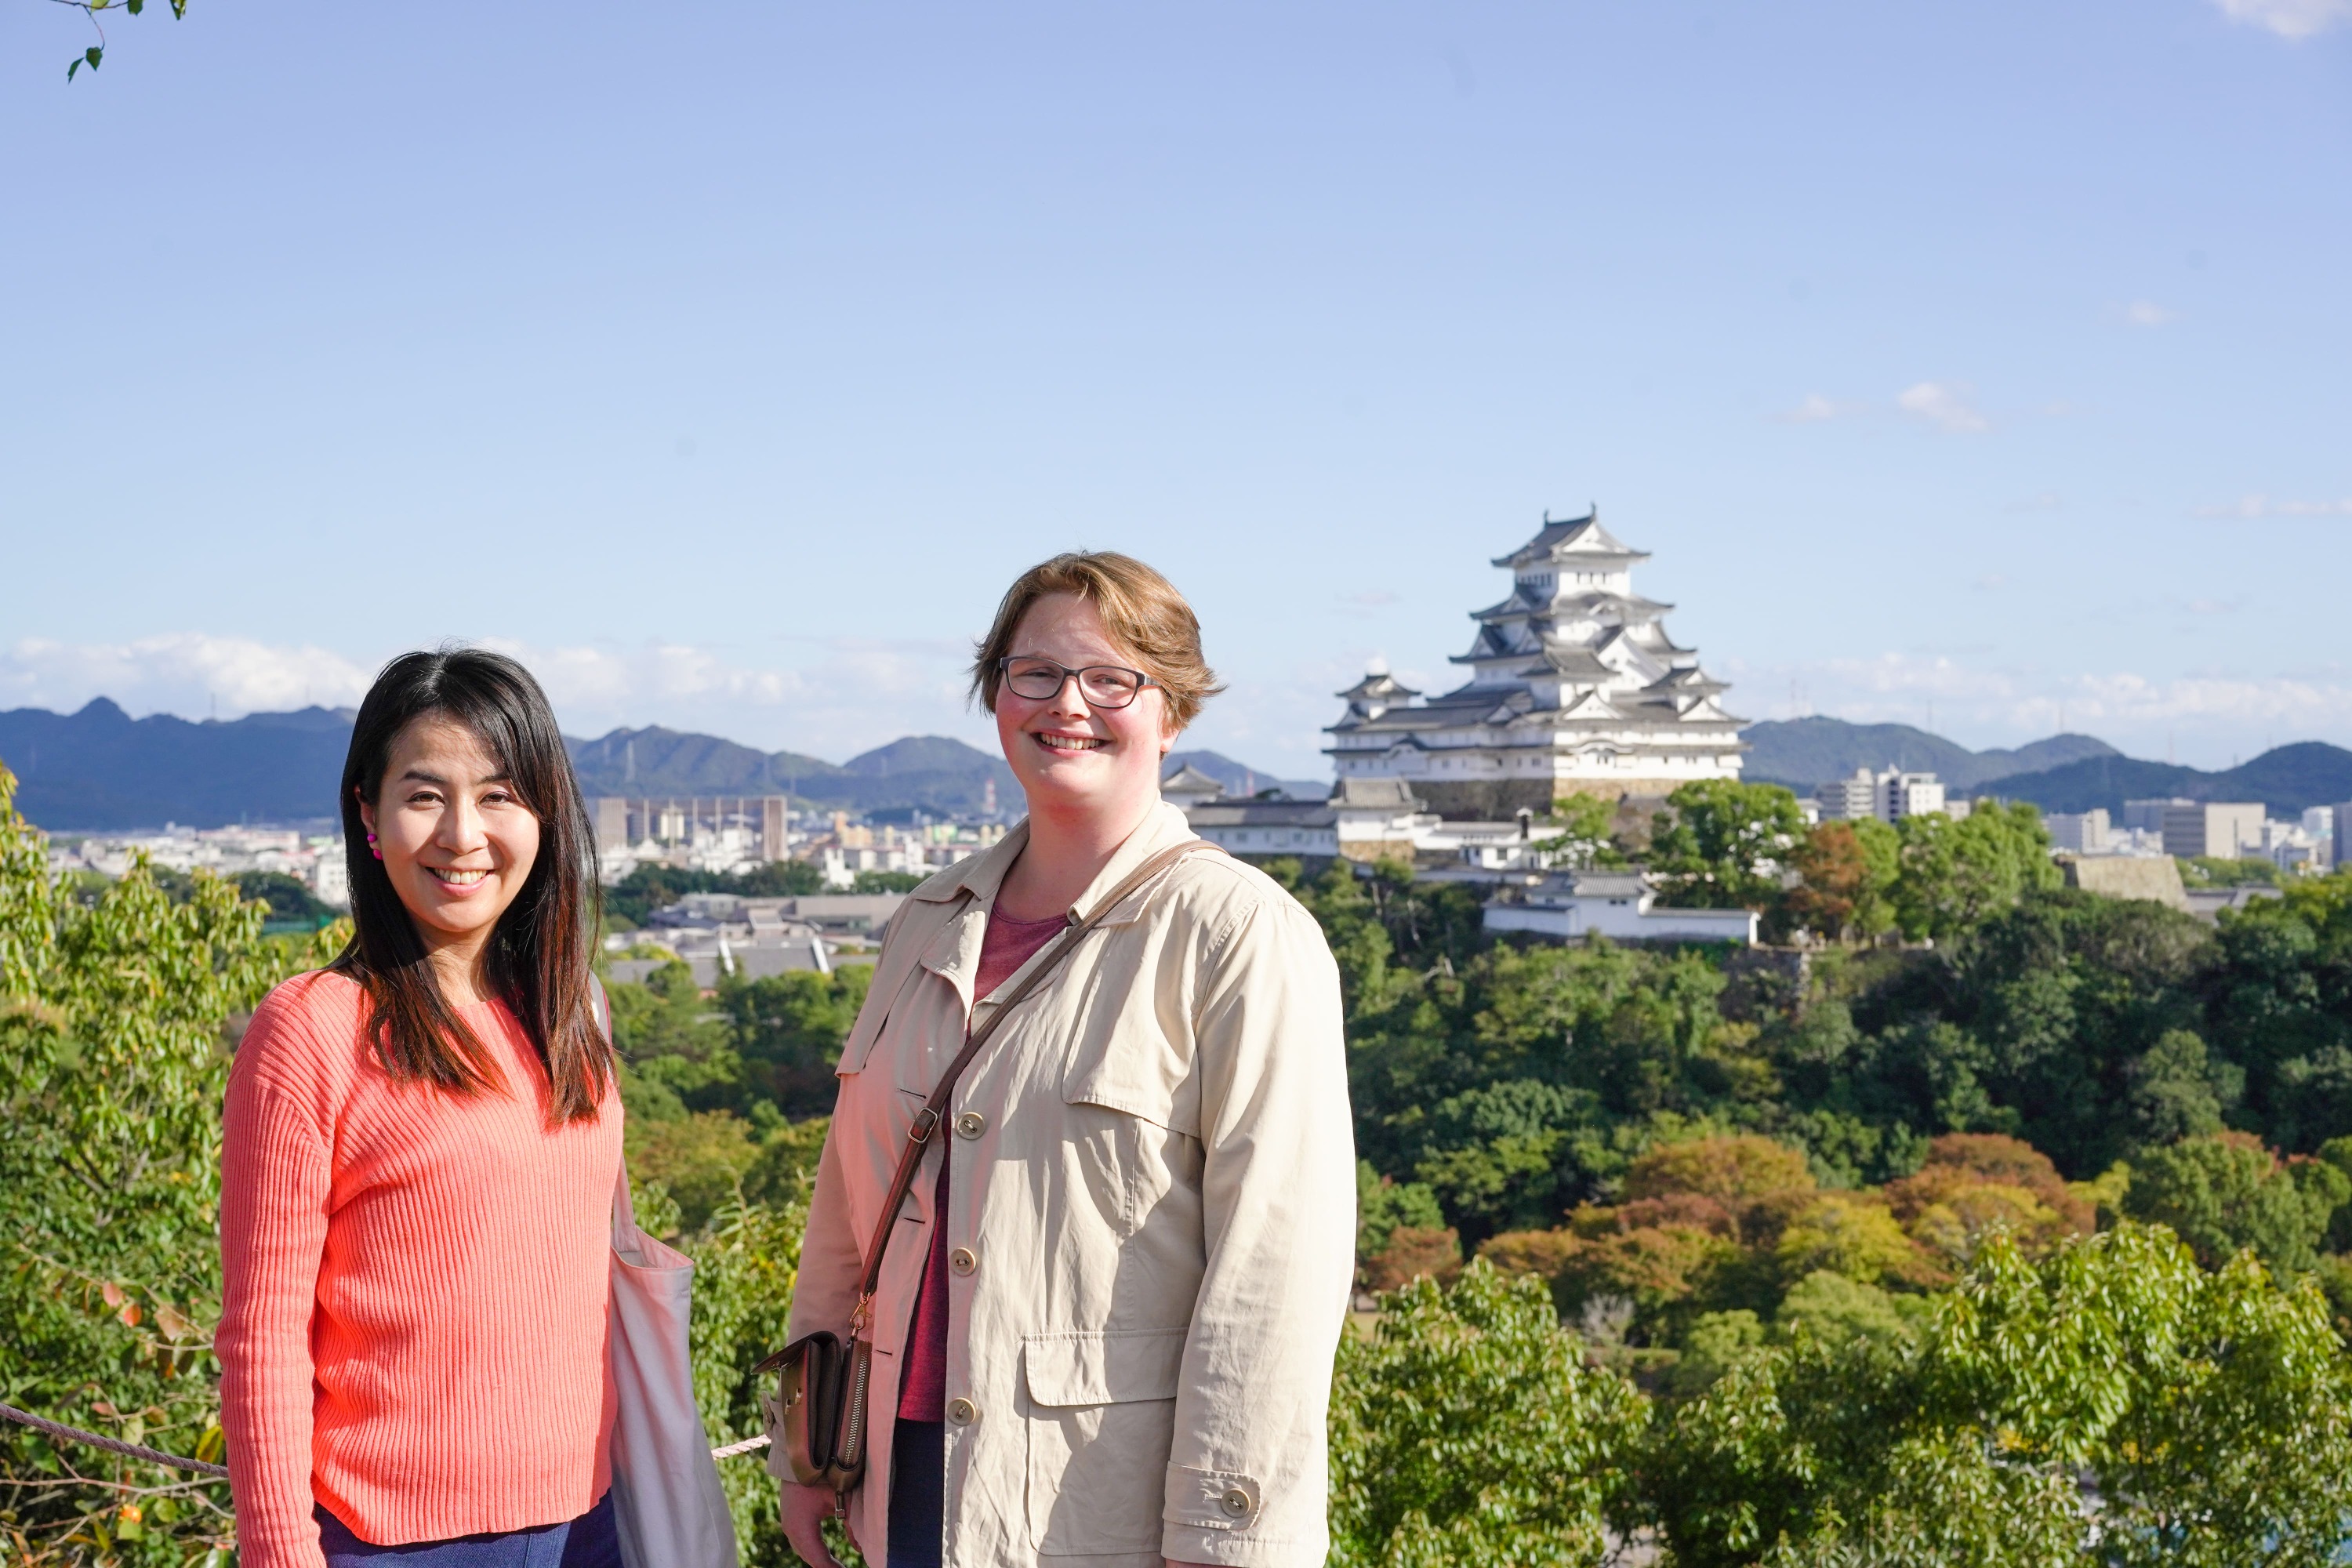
365, 831, 382, 861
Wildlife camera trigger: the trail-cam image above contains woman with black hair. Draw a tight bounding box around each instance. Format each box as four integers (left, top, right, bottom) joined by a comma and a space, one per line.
217, 648, 623, 1568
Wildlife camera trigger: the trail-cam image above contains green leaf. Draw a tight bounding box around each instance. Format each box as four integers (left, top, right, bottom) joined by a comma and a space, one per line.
128, 0, 146, 15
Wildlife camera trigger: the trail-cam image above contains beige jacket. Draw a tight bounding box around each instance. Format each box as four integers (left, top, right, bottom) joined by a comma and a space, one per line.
775, 802, 1354, 1566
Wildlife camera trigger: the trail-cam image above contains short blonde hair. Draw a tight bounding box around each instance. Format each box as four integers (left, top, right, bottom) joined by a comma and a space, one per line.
971, 551, 1224, 728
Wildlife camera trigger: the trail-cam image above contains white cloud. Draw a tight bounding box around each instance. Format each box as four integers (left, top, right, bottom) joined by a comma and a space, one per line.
0, 634, 374, 719
0, 633, 995, 763
2211, 0, 2352, 37
1896, 381, 1989, 434
1775, 394, 1847, 424
2195, 494, 2352, 519
2122, 299, 2177, 327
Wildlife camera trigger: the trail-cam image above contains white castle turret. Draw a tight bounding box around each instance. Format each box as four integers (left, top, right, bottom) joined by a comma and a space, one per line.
1325, 508, 1747, 818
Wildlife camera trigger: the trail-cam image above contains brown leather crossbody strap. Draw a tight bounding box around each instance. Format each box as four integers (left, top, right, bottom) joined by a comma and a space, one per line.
846, 839, 1223, 1319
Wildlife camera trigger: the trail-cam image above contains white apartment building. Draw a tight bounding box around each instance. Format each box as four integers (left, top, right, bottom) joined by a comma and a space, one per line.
1814, 768, 1966, 826
1484, 871, 1758, 946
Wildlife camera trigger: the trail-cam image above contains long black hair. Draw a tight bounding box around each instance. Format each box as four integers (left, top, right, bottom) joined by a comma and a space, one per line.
334, 648, 612, 1124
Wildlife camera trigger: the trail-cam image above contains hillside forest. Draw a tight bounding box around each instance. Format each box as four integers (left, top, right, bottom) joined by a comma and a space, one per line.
9, 768, 2352, 1564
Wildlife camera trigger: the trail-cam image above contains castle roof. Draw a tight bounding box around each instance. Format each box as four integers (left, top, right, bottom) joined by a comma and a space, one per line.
1491, 509, 1652, 571
1159, 763, 1227, 797
1336, 669, 1420, 704
1516, 647, 1617, 681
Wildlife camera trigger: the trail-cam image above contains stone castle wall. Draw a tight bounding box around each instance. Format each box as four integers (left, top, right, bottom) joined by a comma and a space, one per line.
1411, 777, 1691, 821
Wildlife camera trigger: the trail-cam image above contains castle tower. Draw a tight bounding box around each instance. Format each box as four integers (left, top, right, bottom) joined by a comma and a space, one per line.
1324, 509, 1747, 818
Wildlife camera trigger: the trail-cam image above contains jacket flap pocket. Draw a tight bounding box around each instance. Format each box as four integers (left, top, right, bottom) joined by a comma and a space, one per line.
1061, 1014, 1198, 1137
1022, 1327, 1187, 1407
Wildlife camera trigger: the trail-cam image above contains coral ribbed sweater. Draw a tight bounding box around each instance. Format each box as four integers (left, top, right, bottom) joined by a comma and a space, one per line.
217, 970, 621, 1568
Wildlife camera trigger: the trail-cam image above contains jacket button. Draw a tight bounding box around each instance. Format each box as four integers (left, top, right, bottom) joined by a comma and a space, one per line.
946, 1396, 978, 1426
955, 1111, 985, 1139
949, 1247, 978, 1276
1220, 1486, 1252, 1518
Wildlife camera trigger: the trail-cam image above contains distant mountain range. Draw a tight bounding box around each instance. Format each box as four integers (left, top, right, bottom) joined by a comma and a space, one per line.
0, 701, 1319, 830
1742, 718, 2121, 792
1744, 717, 2352, 818
6, 699, 2348, 831
0, 699, 356, 830
1974, 742, 2352, 818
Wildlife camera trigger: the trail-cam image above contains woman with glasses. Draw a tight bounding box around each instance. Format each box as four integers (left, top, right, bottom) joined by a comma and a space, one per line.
774, 552, 1354, 1568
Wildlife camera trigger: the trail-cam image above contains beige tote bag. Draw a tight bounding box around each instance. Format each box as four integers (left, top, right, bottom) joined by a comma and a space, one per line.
597, 980, 740, 1568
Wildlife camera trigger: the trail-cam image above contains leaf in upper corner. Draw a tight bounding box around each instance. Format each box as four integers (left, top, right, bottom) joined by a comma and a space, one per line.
129, 0, 146, 13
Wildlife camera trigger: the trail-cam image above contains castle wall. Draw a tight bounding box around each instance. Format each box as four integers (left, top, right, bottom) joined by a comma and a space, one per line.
1413, 776, 1695, 822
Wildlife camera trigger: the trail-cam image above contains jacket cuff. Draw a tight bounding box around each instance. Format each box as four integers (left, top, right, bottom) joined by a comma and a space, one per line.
1163, 1465, 1323, 1566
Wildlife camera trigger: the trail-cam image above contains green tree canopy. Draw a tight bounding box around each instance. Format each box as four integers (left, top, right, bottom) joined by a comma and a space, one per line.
1648, 780, 1808, 911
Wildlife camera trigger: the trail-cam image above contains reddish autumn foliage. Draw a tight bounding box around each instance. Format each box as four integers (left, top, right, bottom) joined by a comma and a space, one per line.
1884, 1133, 2093, 1236
1363, 1225, 1465, 1291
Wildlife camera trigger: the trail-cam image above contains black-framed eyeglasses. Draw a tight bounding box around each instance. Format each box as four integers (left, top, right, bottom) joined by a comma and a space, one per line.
996, 655, 1156, 710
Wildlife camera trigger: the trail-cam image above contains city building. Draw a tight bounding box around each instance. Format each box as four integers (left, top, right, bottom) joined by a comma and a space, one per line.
2336, 804, 2352, 870
1182, 794, 1339, 858
1325, 509, 1747, 819
1483, 871, 1758, 946
45, 825, 353, 907
593, 796, 789, 877
1815, 770, 1878, 822
2161, 802, 2265, 860
2122, 798, 2192, 834
612, 891, 927, 986
811, 818, 1005, 888
2046, 809, 2111, 854
1879, 771, 1949, 821
1812, 767, 1966, 826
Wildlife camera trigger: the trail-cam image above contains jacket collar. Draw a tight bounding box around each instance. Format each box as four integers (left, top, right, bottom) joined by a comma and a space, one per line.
907, 799, 1200, 924
906, 800, 1200, 1025
911, 818, 1026, 906
1067, 800, 1200, 927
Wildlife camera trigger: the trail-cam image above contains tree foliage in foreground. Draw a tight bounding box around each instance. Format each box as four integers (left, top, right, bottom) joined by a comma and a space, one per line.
0, 766, 337, 1564
1327, 1261, 1647, 1566
1644, 1224, 2352, 1568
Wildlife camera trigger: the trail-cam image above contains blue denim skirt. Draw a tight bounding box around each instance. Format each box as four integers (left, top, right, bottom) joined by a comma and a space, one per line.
314, 1491, 620, 1568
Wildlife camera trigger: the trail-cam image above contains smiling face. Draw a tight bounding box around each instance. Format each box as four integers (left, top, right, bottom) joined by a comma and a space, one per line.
994, 592, 1178, 827
357, 714, 543, 975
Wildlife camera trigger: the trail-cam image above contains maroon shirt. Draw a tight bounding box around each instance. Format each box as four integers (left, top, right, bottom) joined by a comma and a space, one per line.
897, 907, 1067, 1421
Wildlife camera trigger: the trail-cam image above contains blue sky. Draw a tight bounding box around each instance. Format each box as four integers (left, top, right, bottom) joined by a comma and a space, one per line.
2, 0, 2346, 776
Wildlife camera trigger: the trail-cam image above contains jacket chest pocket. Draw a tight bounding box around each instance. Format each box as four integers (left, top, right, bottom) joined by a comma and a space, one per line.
1058, 1004, 1198, 1135
1022, 1328, 1185, 1557
1058, 1010, 1201, 1241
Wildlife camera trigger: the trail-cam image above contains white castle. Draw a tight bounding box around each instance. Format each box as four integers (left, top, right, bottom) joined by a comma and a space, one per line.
1326, 509, 1747, 818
